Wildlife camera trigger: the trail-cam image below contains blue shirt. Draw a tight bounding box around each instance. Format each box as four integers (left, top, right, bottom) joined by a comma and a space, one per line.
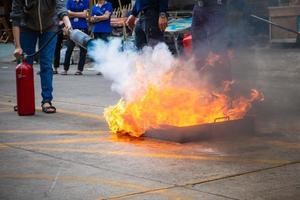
91, 2, 113, 33
67, 0, 89, 29
131, 0, 168, 17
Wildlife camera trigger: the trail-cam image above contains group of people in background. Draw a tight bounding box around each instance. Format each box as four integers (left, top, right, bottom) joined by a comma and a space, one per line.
55, 0, 113, 76
54, 0, 170, 76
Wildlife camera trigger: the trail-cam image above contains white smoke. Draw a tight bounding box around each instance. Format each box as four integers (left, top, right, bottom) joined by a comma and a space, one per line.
88, 38, 175, 102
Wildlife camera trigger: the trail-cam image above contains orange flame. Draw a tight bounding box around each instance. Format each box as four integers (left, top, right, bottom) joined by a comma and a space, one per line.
104, 51, 264, 137
104, 84, 263, 137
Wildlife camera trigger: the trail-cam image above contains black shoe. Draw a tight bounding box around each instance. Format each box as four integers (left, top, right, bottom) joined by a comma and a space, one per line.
74, 71, 83, 75
61, 71, 68, 75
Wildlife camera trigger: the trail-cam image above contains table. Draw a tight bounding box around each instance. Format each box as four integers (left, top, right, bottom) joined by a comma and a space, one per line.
165, 17, 192, 54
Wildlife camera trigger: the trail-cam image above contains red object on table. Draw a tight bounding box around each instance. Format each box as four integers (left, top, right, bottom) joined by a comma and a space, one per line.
182, 33, 192, 55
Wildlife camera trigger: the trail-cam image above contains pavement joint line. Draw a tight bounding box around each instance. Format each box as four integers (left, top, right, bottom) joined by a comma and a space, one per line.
0, 100, 104, 121
102, 161, 300, 200
100, 181, 236, 200
182, 187, 241, 200
44, 168, 61, 197
0, 142, 173, 187
98, 183, 198, 200
0, 173, 190, 200
182, 160, 300, 187
100, 185, 185, 200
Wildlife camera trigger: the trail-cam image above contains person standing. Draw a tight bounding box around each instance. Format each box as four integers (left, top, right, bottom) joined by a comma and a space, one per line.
61, 0, 89, 76
53, 21, 64, 74
126, 0, 169, 49
11, 0, 72, 113
191, 0, 232, 87
90, 0, 113, 42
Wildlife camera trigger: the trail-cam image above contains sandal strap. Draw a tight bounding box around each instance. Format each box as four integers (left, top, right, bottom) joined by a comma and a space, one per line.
41, 102, 56, 113
42, 102, 52, 106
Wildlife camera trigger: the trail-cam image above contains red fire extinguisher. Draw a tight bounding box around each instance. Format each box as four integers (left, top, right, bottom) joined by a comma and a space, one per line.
15, 58, 35, 116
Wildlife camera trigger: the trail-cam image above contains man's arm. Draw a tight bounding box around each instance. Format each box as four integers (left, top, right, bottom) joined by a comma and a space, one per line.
68, 10, 87, 18
68, 0, 89, 18
10, 0, 24, 58
12, 26, 22, 58
10, 0, 23, 27
56, 0, 68, 19
91, 3, 112, 23
91, 11, 110, 23
56, 0, 72, 32
126, 2, 138, 30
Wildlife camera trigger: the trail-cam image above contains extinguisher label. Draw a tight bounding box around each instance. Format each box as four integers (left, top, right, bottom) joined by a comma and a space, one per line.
17, 74, 26, 78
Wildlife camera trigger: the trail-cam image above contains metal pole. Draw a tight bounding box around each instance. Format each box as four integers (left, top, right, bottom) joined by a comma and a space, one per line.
117, 0, 127, 41
250, 14, 300, 35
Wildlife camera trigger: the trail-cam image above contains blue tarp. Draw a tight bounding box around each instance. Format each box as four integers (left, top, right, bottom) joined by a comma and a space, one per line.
165, 17, 192, 33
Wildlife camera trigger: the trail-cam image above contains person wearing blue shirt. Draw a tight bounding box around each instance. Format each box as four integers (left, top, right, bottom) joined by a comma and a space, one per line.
62, 0, 89, 75
90, 0, 113, 42
126, 0, 169, 49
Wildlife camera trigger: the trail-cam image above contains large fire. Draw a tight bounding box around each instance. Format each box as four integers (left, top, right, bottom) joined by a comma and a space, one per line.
104, 51, 263, 137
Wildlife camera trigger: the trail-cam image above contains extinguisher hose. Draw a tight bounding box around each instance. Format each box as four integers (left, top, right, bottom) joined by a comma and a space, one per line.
24, 29, 63, 59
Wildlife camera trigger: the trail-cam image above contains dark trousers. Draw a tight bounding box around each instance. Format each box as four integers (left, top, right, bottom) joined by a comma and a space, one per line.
134, 9, 164, 49
53, 31, 64, 69
191, 4, 231, 87
93, 32, 111, 42
192, 4, 228, 55
64, 29, 87, 72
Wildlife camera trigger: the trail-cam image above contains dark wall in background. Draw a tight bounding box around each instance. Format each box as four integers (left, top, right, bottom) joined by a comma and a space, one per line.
104, 0, 131, 9
0, 0, 12, 27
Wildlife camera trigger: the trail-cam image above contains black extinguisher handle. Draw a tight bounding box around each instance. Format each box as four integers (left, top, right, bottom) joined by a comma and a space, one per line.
16, 53, 27, 64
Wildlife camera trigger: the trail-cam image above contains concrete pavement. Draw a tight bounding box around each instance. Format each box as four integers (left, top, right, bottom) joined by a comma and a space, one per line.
0, 43, 299, 200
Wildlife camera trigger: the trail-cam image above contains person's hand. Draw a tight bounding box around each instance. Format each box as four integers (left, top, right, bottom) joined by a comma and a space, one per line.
13, 47, 23, 59
158, 16, 168, 32
90, 16, 94, 23
62, 15, 72, 35
126, 15, 136, 30
90, 16, 97, 23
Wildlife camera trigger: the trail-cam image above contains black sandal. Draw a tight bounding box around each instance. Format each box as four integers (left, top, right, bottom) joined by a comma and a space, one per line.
41, 102, 56, 114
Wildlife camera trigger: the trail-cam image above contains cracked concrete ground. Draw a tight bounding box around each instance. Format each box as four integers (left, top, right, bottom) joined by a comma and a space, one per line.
0, 44, 299, 200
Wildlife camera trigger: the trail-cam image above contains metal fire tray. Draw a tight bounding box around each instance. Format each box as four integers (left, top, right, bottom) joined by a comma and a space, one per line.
144, 117, 254, 143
